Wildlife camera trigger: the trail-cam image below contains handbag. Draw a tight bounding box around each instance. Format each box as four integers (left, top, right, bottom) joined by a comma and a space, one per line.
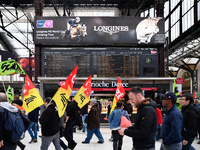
120, 111, 132, 128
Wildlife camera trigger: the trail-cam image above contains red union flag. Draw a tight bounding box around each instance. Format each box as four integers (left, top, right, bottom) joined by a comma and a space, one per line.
23, 74, 44, 114
110, 77, 125, 114
74, 75, 91, 109
53, 65, 78, 117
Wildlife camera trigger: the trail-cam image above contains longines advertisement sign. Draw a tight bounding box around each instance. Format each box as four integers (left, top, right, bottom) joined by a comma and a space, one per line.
34, 17, 165, 45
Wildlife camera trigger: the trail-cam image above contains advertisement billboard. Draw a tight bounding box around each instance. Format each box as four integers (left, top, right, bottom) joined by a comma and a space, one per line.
34, 17, 165, 45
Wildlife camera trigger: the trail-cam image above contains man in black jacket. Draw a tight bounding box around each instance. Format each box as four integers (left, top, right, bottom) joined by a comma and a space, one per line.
118, 87, 157, 150
39, 97, 61, 150
64, 99, 79, 149
179, 94, 198, 150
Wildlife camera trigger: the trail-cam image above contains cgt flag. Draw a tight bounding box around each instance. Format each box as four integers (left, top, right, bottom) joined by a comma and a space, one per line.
0, 59, 25, 76
74, 75, 91, 109
53, 65, 78, 117
23, 74, 44, 114
110, 77, 125, 114
6, 85, 14, 103
173, 78, 182, 110
193, 92, 197, 100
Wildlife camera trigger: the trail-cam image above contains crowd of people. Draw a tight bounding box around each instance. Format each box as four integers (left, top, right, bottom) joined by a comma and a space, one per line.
0, 86, 200, 150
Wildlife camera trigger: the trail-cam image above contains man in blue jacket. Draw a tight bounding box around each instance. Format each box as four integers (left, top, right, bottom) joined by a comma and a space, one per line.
160, 92, 183, 150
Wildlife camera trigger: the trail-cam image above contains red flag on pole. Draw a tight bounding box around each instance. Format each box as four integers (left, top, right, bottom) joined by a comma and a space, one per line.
110, 77, 125, 114
53, 65, 78, 117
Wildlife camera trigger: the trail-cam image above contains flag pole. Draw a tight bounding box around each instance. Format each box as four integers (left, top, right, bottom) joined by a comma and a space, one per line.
1, 78, 8, 100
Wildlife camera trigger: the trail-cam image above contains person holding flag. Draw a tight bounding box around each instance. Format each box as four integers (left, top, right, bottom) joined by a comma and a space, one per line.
39, 97, 61, 150
118, 87, 157, 150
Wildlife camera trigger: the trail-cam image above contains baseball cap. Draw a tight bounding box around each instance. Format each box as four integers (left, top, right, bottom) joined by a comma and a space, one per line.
90, 98, 97, 104
160, 92, 177, 103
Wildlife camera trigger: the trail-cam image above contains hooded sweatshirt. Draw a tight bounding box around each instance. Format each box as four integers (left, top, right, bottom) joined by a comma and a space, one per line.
0, 102, 19, 142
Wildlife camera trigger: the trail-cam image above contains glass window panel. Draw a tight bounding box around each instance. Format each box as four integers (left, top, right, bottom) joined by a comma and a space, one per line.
164, 1, 169, 17
165, 19, 169, 32
198, 1, 200, 21
182, 8, 194, 32
171, 0, 179, 11
171, 6, 180, 26
182, 0, 194, 15
171, 22, 180, 41
149, 7, 155, 17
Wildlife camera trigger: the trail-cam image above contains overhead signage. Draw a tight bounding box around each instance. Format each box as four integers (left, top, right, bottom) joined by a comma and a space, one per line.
34, 17, 165, 45
175, 78, 185, 84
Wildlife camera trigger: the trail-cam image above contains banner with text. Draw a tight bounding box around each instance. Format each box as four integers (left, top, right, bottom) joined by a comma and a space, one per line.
34, 17, 165, 45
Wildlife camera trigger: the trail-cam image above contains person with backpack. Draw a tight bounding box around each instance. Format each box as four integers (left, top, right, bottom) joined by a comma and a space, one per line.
0, 92, 23, 150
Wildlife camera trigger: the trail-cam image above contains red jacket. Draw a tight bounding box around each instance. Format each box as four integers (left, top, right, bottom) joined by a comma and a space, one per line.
155, 108, 163, 125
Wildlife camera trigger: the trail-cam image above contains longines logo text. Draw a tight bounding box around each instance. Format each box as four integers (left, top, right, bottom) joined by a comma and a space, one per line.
94, 26, 129, 35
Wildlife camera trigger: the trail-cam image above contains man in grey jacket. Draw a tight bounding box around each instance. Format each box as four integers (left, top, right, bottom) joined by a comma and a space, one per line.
0, 92, 19, 150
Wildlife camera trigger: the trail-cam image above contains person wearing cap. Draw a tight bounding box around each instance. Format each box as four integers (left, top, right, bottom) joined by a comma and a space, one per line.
179, 94, 198, 150
39, 97, 61, 150
82, 98, 104, 144
160, 92, 183, 150
118, 87, 157, 150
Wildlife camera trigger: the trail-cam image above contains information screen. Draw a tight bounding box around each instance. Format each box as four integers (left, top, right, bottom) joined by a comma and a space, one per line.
42, 48, 157, 77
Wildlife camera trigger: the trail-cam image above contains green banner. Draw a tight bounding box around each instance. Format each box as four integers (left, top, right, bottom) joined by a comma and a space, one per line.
0, 59, 25, 76
6, 85, 14, 103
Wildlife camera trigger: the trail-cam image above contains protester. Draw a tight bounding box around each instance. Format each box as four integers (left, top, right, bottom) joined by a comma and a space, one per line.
123, 94, 133, 119
12, 93, 26, 150
80, 103, 88, 133
108, 100, 130, 150
60, 111, 68, 150
194, 98, 200, 144
39, 97, 61, 150
28, 107, 40, 144
106, 98, 113, 141
155, 107, 163, 141
64, 98, 80, 149
0, 92, 18, 150
82, 98, 104, 144
160, 92, 183, 150
118, 87, 157, 150
179, 94, 198, 150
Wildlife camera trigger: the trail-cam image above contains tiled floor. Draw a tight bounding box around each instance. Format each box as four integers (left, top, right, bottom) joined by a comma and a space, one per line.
17, 126, 200, 150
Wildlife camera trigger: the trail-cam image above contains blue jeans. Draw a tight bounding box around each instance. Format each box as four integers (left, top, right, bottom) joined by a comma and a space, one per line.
28, 121, 38, 140
160, 142, 182, 150
82, 114, 88, 132
182, 137, 195, 150
41, 131, 61, 150
84, 128, 104, 143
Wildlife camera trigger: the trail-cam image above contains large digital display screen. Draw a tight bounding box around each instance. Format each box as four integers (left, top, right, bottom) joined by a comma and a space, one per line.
34, 17, 165, 45
42, 48, 158, 77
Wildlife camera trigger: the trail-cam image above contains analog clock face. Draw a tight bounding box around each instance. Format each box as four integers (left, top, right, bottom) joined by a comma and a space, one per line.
145, 57, 153, 65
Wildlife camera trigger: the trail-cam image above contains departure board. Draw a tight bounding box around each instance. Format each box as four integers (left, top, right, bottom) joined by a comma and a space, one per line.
42, 49, 157, 77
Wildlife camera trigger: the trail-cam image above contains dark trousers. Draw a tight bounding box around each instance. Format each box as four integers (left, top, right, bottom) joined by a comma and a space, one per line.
0, 141, 17, 150
182, 137, 195, 150
64, 120, 76, 149
112, 130, 123, 150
